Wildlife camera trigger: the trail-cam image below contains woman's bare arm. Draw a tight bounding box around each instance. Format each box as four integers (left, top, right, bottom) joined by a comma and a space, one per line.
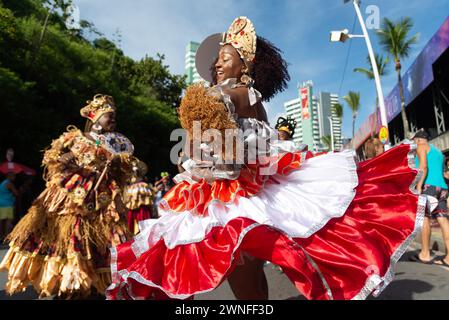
223, 87, 267, 122
416, 145, 428, 193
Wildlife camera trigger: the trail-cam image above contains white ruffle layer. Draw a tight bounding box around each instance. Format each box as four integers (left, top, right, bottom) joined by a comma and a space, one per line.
132, 150, 358, 256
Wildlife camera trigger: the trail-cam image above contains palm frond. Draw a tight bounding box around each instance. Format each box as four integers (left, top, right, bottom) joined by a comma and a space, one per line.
355, 53, 390, 80
400, 33, 420, 58
376, 16, 419, 61
321, 135, 332, 150
332, 103, 343, 119
380, 55, 390, 76
353, 67, 374, 79
343, 91, 361, 115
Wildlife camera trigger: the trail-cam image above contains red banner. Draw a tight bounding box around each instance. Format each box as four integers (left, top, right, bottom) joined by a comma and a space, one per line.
300, 87, 310, 120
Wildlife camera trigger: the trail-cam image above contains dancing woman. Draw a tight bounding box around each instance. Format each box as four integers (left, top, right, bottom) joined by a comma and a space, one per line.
106, 17, 425, 300
0, 94, 135, 299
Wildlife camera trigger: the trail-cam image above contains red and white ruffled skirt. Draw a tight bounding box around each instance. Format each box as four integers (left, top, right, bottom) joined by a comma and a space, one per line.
106, 143, 425, 300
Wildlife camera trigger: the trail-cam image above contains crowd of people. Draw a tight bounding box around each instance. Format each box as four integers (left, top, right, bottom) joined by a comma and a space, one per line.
0, 149, 36, 242
0, 16, 447, 301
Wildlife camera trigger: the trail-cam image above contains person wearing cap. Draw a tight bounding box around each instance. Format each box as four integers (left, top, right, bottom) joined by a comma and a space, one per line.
107, 17, 424, 301
411, 129, 449, 267
0, 94, 136, 299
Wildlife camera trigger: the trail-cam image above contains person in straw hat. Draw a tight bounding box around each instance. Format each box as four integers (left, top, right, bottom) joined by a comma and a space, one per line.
1, 94, 136, 299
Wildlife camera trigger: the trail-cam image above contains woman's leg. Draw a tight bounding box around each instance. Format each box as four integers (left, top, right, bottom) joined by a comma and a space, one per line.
419, 217, 432, 260
434, 216, 449, 265
227, 254, 268, 300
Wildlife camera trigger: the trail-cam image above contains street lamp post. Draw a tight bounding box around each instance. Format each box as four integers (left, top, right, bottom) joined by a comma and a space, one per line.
331, 0, 391, 150
328, 116, 334, 152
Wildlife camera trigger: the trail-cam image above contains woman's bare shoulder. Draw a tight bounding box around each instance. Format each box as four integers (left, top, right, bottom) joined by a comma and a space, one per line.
222, 86, 248, 101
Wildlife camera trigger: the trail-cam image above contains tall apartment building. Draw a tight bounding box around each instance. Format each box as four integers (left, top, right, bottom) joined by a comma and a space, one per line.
185, 41, 202, 85
318, 92, 343, 150
284, 81, 342, 151
284, 98, 302, 144
284, 81, 320, 151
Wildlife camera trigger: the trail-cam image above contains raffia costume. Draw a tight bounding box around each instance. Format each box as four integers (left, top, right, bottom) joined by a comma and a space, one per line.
0, 95, 135, 298
124, 182, 154, 235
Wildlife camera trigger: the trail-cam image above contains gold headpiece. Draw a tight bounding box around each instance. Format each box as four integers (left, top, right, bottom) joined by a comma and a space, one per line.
80, 94, 116, 123
221, 16, 257, 69
275, 116, 297, 137
278, 126, 292, 135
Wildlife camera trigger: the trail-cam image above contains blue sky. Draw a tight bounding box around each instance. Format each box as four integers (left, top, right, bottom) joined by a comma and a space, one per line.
73, 0, 449, 138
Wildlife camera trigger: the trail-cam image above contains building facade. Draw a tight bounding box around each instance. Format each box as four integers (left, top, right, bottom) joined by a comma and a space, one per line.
185, 41, 201, 85
284, 98, 302, 145
318, 92, 343, 150
284, 81, 342, 152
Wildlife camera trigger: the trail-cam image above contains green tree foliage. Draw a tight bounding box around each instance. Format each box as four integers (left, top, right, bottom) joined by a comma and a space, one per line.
343, 91, 361, 146
376, 17, 419, 139
353, 54, 389, 137
321, 135, 332, 151
0, 0, 186, 185
332, 103, 343, 120
353, 54, 389, 81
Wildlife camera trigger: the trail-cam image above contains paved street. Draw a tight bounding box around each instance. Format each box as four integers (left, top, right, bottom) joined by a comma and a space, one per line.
1, 241, 448, 300
197, 243, 449, 300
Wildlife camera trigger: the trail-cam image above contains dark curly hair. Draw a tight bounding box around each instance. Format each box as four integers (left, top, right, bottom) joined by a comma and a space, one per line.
209, 37, 290, 101
251, 37, 290, 101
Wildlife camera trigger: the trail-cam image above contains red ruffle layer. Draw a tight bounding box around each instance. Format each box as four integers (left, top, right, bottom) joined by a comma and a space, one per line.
160, 150, 313, 216
107, 144, 422, 300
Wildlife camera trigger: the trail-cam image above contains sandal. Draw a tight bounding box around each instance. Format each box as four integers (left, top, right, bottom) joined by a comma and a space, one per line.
409, 253, 435, 264
434, 258, 449, 267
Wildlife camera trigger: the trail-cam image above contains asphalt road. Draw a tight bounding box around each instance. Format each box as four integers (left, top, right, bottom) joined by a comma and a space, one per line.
1, 242, 448, 300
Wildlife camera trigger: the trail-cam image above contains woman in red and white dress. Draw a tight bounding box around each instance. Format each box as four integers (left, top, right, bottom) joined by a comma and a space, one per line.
106, 17, 425, 300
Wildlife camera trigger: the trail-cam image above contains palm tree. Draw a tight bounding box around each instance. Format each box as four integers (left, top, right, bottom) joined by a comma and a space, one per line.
354, 54, 389, 137
332, 103, 344, 120
376, 17, 419, 139
332, 103, 343, 149
321, 135, 332, 151
343, 91, 361, 148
